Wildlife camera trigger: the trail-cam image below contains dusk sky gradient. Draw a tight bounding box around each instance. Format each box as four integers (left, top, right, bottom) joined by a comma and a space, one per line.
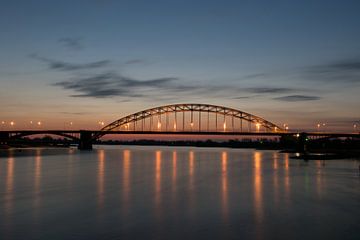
1, 0, 359, 131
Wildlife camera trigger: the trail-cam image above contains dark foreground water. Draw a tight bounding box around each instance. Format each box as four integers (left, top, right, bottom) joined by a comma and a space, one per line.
0, 146, 359, 240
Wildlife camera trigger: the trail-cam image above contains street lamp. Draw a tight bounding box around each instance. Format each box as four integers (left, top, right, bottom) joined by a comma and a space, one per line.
354, 124, 358, 132
256, 123, 260, 132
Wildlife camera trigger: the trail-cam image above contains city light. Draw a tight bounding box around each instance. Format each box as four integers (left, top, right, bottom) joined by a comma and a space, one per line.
173, 123, 177, 130
256, 123, 260, 132
10, 121, 15, 126
37, 121, 41, 126
223, 122, 226, 131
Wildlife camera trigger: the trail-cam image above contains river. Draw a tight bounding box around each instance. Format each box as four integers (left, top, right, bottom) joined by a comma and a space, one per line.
0, 146, 359, 240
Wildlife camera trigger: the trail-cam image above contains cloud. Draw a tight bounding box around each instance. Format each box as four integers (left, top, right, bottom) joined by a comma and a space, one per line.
58, 37, 83, 50
304, 58, 360, 83
244, 87, 294, 94
53, 72, 179, 98
273, 95, 321, 102
125, 59, 146, 65
30, 54, 110, 71
322, 59, 360, 71
53, 71, 308, 101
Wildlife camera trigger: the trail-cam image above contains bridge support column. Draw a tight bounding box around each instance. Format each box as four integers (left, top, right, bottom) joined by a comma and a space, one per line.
78, 131, 93, 150
0, 132, 10, 145
297, 132, 308, 153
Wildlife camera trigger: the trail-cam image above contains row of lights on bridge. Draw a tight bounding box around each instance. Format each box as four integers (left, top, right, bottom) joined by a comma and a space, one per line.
1, 120, 42, 126
0, 121, 106, 128
1, 120, 359, 132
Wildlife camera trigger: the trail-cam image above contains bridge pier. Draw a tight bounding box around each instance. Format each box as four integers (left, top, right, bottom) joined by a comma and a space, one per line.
0, 132, 10, 145
297, 132, 308, 153
78, 131, 93, 150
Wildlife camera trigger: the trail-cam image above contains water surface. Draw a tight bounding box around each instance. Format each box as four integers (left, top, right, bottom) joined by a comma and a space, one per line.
0, 146, 359, 240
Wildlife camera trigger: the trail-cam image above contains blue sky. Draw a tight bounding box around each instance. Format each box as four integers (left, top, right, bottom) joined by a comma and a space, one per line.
0, 0, 359, 131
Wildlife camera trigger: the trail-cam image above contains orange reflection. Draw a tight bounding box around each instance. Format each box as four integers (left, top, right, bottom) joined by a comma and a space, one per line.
272, 152, 279, 206
123, 150, 131, 204
155, 150, 162, 205
283, 153, 290, 206
188, 151, 195, 210
5, 157, 14, 216
273, 152, 278, 170
172, 151, 177, 184
98, 149, 105, 208
221, 151, 228, 221
254, 151, 263, 222
316, 160, 323, 198
284, 153, 289, 170
34, 149, 42, 209
189, 151, 194, 176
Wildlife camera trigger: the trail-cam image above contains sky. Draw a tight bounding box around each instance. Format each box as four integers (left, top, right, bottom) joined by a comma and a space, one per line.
0, 0, 359, 132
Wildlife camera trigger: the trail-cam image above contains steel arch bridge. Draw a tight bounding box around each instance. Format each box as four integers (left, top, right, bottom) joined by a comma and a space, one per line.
95, 103, 283, 138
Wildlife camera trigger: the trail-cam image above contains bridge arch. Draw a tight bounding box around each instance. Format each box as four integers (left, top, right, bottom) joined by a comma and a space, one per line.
95, 103, 283, 139
9, 132, 79, 141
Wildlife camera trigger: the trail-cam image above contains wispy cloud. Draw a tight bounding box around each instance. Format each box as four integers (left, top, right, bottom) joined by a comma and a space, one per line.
273, 95, 321, 102
30, 54, 110, 71
53, 72, 179, 98
125, 59, 146, 65
58, 37, 83, 50
244, 87, 294, 94
304, 57, 360, 84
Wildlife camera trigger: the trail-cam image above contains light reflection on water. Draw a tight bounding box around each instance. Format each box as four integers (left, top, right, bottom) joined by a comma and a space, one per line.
0, 146, 359, 240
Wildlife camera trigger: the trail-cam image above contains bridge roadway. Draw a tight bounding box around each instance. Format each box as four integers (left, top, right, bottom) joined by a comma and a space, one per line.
0, 130, 359, 150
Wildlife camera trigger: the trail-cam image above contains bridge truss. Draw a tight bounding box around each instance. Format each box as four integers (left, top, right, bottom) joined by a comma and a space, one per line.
97, 103, 283, 138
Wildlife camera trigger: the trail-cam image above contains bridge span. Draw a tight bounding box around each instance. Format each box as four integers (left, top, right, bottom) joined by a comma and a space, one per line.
0, 103, 359, 150
0, 130, 359, 150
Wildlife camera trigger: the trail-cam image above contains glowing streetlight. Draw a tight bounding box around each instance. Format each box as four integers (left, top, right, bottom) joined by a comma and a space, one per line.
190, 122, 194, 130
157, 121, 161, 130
10, 121, 15, 126
354, 124, 358, 132
317, 123, 321, 132
285, 126, 289, 131
173, 123, 177, 130
256, 123, 260, 132
223, 122, 226, 131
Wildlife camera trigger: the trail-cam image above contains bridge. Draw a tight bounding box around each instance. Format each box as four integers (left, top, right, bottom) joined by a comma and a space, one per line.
0, 103, 359, 150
